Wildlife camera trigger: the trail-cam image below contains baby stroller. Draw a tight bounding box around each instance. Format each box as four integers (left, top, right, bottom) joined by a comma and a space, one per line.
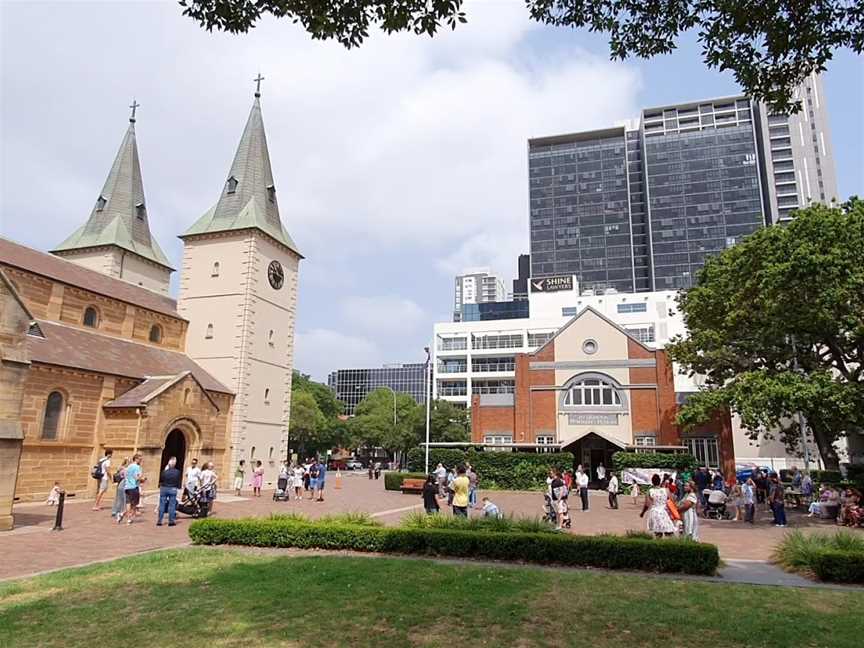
543, 493, 557, 524
703, 488, 731, 520
273, 475, 290, 502
176, 487, 210, 518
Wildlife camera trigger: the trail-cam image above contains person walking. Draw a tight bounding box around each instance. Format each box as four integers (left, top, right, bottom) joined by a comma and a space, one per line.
292, 463, 305, 500
185, 457, 201, 496
596, 462, 606, 490
200, 461, 218, 514
577, 468, 589, 511
92, 448, 114, 511
466, 464, 479, 508
121, 453, 144, 525
157, 457, 181, 527
640, 474, 676, 538
631, 481, 641, 505
434, 463, 447, 497
607, 472, 619, 509
233, 460, 246, 496
252, 460, 264, 497
314, 459, 327, 501
678, 481, 700, 541
451, 465, 470, 517
742, 477, 756, 523
729, 481, 744, 521
769, 474, 787, 527
111, 458, 128, 522
446, 467, 456, 506
422, 475, 440, 515
694, 467, 709, 509
308, 460, 319, 500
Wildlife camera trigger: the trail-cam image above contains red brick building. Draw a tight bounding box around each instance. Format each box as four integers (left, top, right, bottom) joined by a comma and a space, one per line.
471, 307, 734, 477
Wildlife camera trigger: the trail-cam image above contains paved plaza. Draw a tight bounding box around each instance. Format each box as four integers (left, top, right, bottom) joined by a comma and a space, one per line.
0, 472, 855, 581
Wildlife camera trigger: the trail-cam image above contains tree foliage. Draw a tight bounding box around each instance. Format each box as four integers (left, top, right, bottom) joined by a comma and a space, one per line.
179, 0, 863, 112
289, 371, 346, 456
424, 398, 470, 443
668, 199, 864, 469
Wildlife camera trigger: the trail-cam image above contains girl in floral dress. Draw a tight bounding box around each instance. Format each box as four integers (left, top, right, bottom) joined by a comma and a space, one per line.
252, 460, 264, 497
640, 474, 677, 537
678, 481, 700, 541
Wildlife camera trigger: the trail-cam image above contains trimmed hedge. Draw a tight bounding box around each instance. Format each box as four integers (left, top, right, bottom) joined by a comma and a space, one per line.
406, 448, 574, 490
612, 451, 696, 471
383, 471, 427, 492
189, 517, 720, 576
811, 549, 864, 584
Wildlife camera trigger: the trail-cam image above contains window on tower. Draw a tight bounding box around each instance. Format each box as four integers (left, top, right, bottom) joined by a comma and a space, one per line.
264, 388, 270, 404
135, 202, 146, 220
268, 330, 275, 347
267, 184, 276, 203
226, 176, 238, 194
205, 323, 214, 339
95, 195, 107, 212
83, 306, 99, 328
211, 261, 220, 277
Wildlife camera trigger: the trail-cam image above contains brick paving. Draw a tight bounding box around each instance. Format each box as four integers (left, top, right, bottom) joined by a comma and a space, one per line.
1, 472, 857, 581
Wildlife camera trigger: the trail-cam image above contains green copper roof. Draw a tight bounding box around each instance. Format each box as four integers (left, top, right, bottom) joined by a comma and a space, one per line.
53, 120, 173, 270
181, 96, 302, 257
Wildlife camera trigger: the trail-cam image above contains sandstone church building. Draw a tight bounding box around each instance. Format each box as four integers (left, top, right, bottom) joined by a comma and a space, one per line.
0, 87, 301, 529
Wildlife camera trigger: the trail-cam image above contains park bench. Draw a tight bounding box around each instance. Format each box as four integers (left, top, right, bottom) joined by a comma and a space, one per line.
400, 478, 425, 494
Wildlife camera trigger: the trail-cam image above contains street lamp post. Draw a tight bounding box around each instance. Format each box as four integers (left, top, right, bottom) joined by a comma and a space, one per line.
424, 345, 432, 474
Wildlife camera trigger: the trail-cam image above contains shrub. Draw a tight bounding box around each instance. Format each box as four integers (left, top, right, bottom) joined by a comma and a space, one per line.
189, 517, 720, 576
401, 510, 555, 534
774, 530, 864, 582
318, 512, 383, 527
406, 448, 574, 491
611, 452, 696, 471
383, 472, 427, 492
811, 550, 864, 584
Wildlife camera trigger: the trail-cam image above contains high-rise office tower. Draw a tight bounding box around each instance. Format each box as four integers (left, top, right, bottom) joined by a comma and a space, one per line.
512, 254, 530, 301
528, 77, 837, 292
327, 363, 428, 416
453, 268, 508, 321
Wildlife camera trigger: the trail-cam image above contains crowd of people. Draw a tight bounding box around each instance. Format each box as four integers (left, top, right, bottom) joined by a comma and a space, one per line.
422, 462, 501, 519
274, 457, 328, 501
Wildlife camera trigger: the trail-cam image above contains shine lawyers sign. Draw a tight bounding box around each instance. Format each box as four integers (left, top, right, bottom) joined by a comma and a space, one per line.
530, 276, 573, 293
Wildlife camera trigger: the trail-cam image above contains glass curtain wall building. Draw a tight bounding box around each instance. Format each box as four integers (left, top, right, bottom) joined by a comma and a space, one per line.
327, 363, 428, 416
529, 79, 837, 292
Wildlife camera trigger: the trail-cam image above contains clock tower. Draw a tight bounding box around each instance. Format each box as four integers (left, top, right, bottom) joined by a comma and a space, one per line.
177, 85, 302, 484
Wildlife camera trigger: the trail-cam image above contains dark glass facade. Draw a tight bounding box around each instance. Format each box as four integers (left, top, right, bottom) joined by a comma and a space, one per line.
327, 363, 428, 416
529, 96, 768, 292
645, 124, 764, 289
529, 128, 634, 293
461, 300, 529, 321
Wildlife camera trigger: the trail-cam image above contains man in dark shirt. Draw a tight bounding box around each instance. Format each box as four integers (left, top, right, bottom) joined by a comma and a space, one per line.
157, 456, 182, 527
694, 467, 709, 508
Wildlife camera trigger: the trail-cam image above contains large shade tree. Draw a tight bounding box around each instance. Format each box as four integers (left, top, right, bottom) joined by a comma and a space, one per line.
289, 371, 347, 457
180, 0, 863, 112
668, 199, 864, 469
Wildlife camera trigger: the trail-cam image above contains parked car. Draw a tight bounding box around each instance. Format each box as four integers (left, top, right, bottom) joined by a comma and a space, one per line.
735, 464, 776, 483
345, 459, 364, 471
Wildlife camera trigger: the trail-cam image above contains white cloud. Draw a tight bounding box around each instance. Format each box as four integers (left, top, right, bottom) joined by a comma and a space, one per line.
294, 328, 380, 380
341, 296, 425, 334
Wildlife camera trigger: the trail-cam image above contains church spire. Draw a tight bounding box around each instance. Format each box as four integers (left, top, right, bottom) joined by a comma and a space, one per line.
181, 79, 301, 256
53, 103, 173, 270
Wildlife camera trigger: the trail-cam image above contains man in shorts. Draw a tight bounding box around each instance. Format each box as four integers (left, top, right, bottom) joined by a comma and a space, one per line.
92, 448, 113, 511
315, 459, 327, 502
122, 453, 144, 525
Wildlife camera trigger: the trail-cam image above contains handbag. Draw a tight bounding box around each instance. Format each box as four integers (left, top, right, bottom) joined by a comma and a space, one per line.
667, 499, 681, 522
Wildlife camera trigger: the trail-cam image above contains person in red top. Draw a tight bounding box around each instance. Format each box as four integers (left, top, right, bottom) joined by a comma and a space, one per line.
563, 470, 574, 490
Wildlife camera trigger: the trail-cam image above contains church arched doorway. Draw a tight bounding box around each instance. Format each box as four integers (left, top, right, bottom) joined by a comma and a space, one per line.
160, 429, 187, 477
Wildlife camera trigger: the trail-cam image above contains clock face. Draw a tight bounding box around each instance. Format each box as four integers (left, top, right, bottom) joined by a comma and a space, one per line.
268, 260, 284, 290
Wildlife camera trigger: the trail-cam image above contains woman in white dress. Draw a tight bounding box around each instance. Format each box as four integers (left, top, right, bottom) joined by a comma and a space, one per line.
640, 474, 677, 537
678, 481, 700, 541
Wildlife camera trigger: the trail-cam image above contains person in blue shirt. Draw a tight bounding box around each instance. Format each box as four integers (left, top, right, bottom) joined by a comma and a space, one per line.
314, 460, 327, 502
121, 453, 145, 525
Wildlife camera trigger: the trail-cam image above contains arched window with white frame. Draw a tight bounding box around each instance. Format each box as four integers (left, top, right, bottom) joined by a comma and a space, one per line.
559, 373, 627, 411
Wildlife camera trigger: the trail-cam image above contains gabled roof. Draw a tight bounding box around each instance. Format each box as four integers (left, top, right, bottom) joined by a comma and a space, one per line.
181, 96, 302, 257
28, 320, 231, 394
0, 237, 181, 319
53, 119, 174, 270
532, 305, 655, 357
0, 267, 35, 322
104, 370, 220, 411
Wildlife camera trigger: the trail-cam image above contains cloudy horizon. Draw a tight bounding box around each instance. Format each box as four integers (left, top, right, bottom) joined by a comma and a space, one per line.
2, 2, 862, 382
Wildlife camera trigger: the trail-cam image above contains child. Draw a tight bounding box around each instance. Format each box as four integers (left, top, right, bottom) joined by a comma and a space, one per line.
481, 496, 501, 519
631, 482, 641, 505
292, 463, 305, 500
46, 482, 61, 506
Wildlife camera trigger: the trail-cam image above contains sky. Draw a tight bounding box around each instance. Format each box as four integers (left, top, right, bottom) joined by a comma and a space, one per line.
1, 1, 862, 382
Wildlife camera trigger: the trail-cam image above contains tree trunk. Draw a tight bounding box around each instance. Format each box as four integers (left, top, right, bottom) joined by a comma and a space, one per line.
810, 423, 840, 470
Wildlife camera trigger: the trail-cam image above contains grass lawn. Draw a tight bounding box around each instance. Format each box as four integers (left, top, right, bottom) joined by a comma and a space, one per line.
1, 548, 861, 648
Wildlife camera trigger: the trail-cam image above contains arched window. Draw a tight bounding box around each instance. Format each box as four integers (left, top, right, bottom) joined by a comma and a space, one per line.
269, 447, 274, 459
41, 391, 64, 439
264, 388, 270, 404
250, 446, 256, 459
211, 261, 220, 277
268, 330, 275, 347
184, 388, 191, 405
149, 324, 162, 343
205, 324, 214, 339
83, 306, 99, 328
560, 374, 627, 410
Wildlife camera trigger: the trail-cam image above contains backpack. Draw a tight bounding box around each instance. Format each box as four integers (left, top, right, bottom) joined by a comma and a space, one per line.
90, 457, 107, 481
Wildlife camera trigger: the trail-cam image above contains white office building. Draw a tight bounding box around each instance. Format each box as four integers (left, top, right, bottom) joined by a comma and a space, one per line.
453, 267, 508, 321
434, 277, 692, 408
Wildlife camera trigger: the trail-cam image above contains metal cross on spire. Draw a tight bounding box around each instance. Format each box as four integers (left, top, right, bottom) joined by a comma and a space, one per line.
254, 73, 265, 98
129, 99, 140, 123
